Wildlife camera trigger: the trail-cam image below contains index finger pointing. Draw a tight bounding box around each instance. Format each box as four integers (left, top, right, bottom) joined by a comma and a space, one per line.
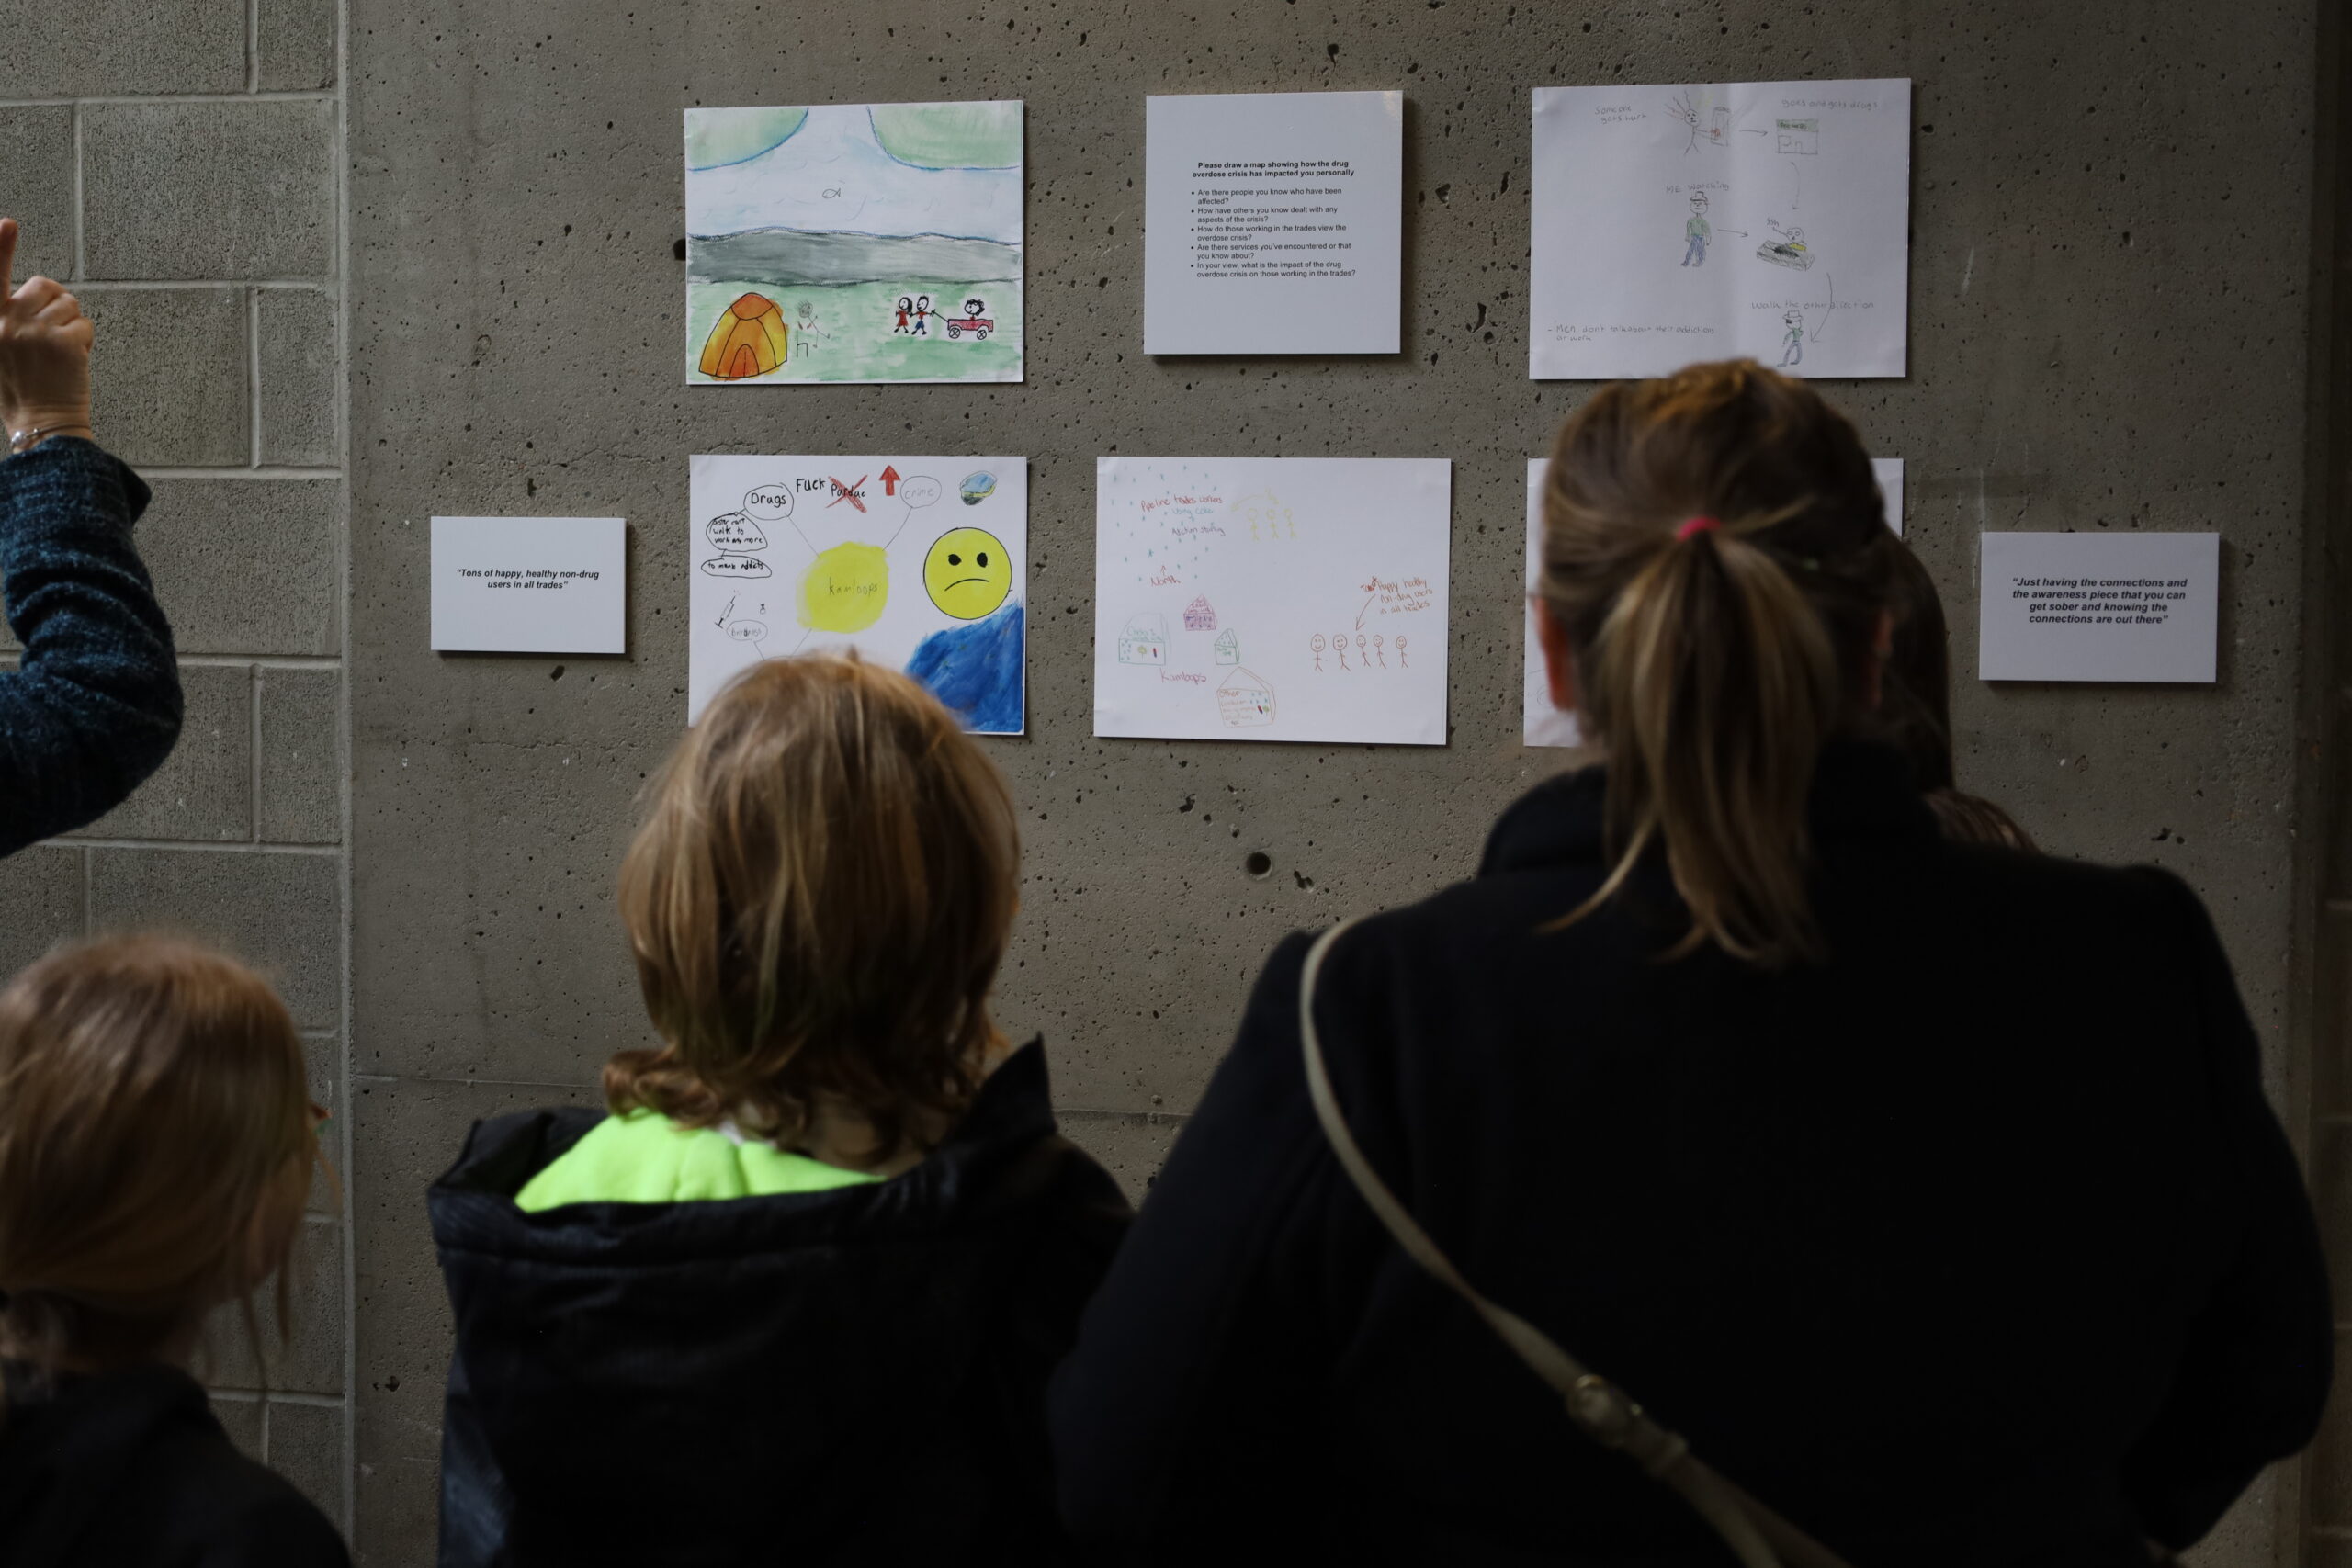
0, 220, 17, 297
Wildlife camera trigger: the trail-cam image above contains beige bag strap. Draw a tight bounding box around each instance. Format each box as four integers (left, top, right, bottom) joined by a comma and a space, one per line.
1296, 919, 1859, 1568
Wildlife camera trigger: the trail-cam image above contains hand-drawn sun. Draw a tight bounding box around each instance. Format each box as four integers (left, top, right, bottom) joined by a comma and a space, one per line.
923, 526, 1012, 620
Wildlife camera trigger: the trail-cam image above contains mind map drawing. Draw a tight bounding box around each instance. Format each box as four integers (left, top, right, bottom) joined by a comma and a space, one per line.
1531, 77, 1911, 379
685, 101, 1024, 386
1094, 457, 1450, 746
688, 455, 1027, 732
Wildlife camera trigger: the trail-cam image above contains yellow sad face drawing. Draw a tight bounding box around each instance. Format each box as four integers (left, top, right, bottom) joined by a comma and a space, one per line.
923, 526, 1012, 621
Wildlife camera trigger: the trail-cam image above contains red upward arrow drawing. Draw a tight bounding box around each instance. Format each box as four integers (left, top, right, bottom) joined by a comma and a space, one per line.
879, 465, 902, 496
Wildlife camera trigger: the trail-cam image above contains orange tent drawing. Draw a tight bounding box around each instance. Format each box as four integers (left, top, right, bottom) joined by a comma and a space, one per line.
697, 292, 789, 379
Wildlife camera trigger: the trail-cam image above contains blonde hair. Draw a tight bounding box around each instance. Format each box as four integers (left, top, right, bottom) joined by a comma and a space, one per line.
608, 654, 1020, 1159
1539, 359, 1896, 965
0, 936, 315, 1383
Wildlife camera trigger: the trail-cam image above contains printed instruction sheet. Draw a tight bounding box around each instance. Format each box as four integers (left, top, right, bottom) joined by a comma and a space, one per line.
1521, 457, 1905, 747
1530, 78, 1911, 379
1144, 91, 1404, 355
1094, 457, 1449, 744
685, 102, 1024, 385
1978, 532, 2219, 683
687, 456, 1028, 730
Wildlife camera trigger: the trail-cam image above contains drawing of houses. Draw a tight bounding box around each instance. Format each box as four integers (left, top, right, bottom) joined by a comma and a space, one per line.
1183, 594, 1217, 631
1216, 667, 1276, 728
1214, 628, 1239, 665
1118, 613, 1168, 665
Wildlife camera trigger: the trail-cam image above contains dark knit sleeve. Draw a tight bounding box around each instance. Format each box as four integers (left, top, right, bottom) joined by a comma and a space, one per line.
0, 436, 182, 855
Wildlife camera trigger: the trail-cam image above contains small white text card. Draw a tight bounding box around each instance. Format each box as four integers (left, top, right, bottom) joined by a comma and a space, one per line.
1978, 531, 2218, 683
431, 516, 627, 654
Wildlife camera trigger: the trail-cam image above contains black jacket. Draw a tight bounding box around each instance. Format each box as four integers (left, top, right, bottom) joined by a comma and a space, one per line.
0, 437, 183, 855
430, 1042, 1131, 1567
1051, 744, 2333, 1566
0, 1361, 348, 1568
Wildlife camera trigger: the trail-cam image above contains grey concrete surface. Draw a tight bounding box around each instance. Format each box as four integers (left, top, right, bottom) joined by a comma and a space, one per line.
0, 0, 247, 99
83, 101, 336, 280
259, 288, 342, 466
207, 1218, 347, 1394
261, 666, 347, 842
70, 661, 253, 841
0, 845, 82, 976
139, 479, 342, 654
267, 1400, 351, 1529
90, 847, 342, 1026
257, 0, 340, 93
81, 288, 251, 468
0, 108, 75, 280
307, 1, 2315, 1562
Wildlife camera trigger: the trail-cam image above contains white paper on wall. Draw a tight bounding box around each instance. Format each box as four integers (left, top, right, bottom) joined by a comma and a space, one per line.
686, 457, 1028, 729
431, 516, 627, 655
1521, 457, 1906, 747
1094, 457, 1449, 744
1144, 91, 1404, 355
1530, 78, 1911, 380
1978, 531, 2219, 683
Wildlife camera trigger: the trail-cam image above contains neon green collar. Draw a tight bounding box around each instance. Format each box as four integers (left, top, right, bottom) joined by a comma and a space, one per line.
514, 1111, 882, 1211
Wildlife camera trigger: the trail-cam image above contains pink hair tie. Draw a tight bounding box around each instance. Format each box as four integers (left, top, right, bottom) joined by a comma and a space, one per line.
1676, 515, 1721, 542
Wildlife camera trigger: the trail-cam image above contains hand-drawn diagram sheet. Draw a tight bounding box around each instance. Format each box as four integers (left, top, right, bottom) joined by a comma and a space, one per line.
1530, 79, 1911, 379
685, 101, 1023, 385
1094, 457, 1450, 745
1521, 457, 1905, 747
688, 456, 1027, 731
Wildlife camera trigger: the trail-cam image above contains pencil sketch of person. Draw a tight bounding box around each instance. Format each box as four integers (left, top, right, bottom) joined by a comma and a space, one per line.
795, 302, 829, 355
1682, 193, 1712, 267
1310, 633, 1326, 671
1780, 309, 1805, 367
1333, 627, 1351, 671
1395, 635, 1408, 668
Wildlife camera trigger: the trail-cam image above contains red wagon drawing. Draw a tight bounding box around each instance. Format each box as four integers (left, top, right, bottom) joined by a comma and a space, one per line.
944, 314, 994, 340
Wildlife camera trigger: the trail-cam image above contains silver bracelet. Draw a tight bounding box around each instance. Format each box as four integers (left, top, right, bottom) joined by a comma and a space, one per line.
6, 423, 94, 456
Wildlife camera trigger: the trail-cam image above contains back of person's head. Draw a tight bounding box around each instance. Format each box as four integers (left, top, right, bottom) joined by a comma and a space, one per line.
0, 936, 315, 1383
611, 654, 1020, 1158
1878, 539, 1956, 794
1538, 357, 1898, 966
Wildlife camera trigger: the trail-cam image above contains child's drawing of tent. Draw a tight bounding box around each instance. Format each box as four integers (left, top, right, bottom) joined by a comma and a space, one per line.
698, 292, 789, 379
1183, 594, 1217, 631
1118, 613, 1168, 666
1216, 667, 1275, 728
1214, 628, 1239, 664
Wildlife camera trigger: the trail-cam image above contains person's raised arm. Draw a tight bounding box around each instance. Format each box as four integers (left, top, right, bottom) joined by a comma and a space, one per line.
0, 217, 183, 855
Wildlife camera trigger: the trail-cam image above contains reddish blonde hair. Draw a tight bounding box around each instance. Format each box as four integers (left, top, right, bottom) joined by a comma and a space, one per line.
0, 936, 315, 1381
1539, 359, 1898, 965
607, 655, 1020, 1158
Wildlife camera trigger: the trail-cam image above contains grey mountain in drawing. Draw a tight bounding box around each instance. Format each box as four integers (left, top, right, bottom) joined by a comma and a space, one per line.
688, 228, 1022, 288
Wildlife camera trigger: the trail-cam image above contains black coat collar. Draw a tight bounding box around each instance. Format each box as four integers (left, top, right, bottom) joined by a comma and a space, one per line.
1478, 739, 1938, 878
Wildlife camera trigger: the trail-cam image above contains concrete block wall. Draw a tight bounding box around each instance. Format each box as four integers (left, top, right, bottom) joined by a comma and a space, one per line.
0, 0, 350, 1533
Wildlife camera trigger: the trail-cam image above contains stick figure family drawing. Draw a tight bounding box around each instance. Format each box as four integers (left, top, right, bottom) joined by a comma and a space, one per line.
1310, 632, 1407, 671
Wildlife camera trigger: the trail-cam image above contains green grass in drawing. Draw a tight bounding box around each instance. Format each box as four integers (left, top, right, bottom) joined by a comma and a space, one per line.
685, 101, 1024, 386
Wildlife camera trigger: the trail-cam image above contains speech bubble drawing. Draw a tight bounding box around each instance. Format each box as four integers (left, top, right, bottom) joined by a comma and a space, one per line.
705, 512, 768, 552
725, 619, 768, 642
742, 484, 794, 523
899, 475, 943, 509
700, 555, 773, 579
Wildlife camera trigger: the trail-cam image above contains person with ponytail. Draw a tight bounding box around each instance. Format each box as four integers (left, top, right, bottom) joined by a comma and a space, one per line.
1051, 360, 2330, 1564
0, 935, 345, 1568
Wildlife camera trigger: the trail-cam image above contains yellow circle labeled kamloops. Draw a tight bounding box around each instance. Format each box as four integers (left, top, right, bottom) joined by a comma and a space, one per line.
922, 526, 1012, 621
798, 543, 888, 633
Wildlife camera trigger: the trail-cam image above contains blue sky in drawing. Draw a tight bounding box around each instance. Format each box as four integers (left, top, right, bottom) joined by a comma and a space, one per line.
686, 104, 1022, 244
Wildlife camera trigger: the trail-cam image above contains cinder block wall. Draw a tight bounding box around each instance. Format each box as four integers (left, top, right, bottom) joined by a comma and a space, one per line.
0, 0, 349, 1532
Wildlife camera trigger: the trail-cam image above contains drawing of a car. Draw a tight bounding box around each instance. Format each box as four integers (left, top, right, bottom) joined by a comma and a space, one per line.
945, 314, 994, 340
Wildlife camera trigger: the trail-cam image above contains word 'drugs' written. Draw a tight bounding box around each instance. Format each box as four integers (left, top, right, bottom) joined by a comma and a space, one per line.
1978, 531, 2219, 684
431, 516, 627, 655
688, 456, 1028, 730
1094, 457, 1449, 745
